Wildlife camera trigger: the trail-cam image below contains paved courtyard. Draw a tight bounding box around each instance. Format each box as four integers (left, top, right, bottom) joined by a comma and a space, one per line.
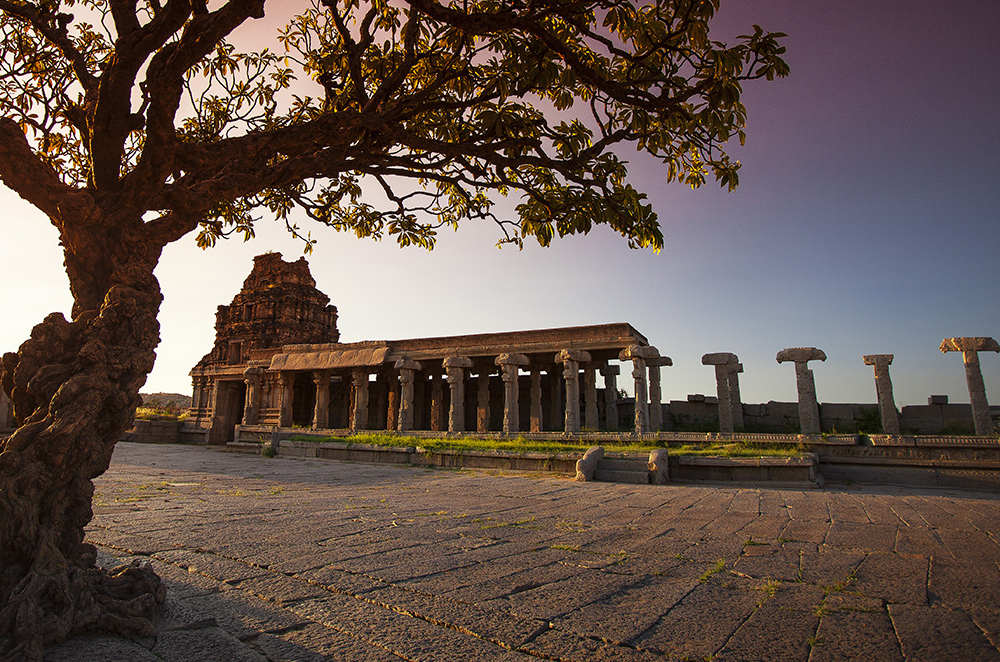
48, 442, 1000, 661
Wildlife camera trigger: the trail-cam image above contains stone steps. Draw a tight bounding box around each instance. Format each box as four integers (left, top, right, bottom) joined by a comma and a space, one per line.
593, 457, 650, 484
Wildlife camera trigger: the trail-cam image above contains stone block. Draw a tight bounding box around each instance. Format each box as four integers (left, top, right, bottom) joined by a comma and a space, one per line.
820, 403, 857, 420
766, 401, 800, 418
928, 395, 949, 405
574, 445, 604, 481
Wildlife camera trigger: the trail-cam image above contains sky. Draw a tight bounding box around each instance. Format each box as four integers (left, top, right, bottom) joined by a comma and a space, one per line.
1, 0, 998, 408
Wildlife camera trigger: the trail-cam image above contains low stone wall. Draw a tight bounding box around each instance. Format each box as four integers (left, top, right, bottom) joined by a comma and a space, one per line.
122, 419, 183, 444
227, 434, 821, 485
673, 454, 820, 485
664, 399, 996, 435
228, 425, 1000, 489
228, 438, 581, 474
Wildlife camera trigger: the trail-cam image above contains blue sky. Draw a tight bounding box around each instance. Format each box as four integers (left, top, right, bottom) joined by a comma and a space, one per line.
1, 0, 997, 407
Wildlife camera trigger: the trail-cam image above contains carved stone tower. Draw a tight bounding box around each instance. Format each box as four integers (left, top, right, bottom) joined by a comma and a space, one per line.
196, 252, 339, 368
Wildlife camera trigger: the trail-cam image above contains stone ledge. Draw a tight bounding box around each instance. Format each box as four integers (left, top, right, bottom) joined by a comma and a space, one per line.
676, 454, 818, 467
820, 455, 1000, 470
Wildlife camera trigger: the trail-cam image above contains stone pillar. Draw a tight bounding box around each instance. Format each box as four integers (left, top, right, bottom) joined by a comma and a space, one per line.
243, 367, 263, 426
600, 364, 620, 430
584, 364, 599, 431
278, 372, 294, 428
350, 367, 370, 431
863, 354, 899, 435
529, 366, 543, 433
312, 369, 330, 429
429, 372, 445, 432
443, 356, 473, 433
776, 348, 827, 435
477, 368, 492, 433
206, 378, 218, 415
260, 377, 271, 421
647, 356, 671, 432
386, 370, 399, 431
702, 353, 739, 434
191, 376, 204, 412
940, 337, 1000, 436
729, 363, 744, 430
395, 360, 421, 432
557, 350, 592, 434
495, 353, 530, 434
620, 345, 659, 434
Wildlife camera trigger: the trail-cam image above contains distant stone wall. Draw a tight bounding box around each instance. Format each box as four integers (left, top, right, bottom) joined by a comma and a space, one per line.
122, 419, 183, 444
660, 396, 995, 435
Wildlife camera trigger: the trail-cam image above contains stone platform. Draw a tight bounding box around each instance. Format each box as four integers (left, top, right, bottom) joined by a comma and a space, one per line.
49, 442, 1000, 661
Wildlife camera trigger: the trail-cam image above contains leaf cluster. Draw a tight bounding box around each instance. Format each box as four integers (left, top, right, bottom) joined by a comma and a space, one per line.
0, 0, 788, 253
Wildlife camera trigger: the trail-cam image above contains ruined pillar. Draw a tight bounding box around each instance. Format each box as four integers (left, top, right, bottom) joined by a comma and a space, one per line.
583, 364, 599, 430
863, 354, 899, 435
311, 369, 330, 429
600, 364, 620, 430
278, 372, 294, 428
729, 363, 744, 430
620, 345, 659, 434
349, 367, 370, 431
395, 360, 421, 432
242, 367, 263, 426
529, 365, 543, 432
702, 353, 739, 434
477, 367, 492, 433
557, 350, 592, 434
776, 348, 826, 435
443, 356, 474, 433
496, 353, 530, 434
647, 356, 672, 432
940, 337, 1000, 436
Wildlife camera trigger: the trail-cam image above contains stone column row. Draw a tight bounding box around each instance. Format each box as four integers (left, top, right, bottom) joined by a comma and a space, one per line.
270, 345, 666, 436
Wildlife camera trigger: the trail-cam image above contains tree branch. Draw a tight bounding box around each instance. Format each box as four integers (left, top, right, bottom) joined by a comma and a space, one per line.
0, 118, 76, 222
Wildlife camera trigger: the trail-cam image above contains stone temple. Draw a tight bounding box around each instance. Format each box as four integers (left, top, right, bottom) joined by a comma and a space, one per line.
184, 254, 664, 444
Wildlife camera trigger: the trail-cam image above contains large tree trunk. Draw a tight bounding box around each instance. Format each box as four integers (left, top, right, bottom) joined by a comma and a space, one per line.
0, 223, 167, 661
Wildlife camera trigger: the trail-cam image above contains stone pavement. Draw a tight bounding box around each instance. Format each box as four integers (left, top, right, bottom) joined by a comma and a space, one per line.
46, 442, 1000, 661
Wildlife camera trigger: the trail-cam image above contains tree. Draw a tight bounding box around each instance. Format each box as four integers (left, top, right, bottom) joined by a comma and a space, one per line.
0, 0, 786, 657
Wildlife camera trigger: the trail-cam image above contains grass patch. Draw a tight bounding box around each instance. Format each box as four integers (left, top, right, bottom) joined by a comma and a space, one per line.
134, 406, 188, 421
667, 442, 806, 457
287, 433, 807, 457
699, 558, 727, 583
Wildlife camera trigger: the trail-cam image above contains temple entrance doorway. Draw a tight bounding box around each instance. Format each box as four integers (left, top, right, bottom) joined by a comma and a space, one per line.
209, 379, 246, 444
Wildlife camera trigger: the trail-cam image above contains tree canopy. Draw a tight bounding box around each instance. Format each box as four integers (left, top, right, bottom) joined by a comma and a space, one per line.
0, 0, 787, 256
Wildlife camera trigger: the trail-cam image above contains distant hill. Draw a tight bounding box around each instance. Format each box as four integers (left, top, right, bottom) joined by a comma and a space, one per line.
140, 392, 191, 409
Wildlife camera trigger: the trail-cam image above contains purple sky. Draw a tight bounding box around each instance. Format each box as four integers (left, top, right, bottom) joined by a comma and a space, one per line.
1, 0, 997, 407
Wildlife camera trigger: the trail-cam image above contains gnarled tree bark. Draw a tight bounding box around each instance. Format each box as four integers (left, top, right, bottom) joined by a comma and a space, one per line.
0, 217, 167, 661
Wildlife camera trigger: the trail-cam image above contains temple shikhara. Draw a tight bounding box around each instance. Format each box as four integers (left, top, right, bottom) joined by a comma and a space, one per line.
184, 253, 664, 444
